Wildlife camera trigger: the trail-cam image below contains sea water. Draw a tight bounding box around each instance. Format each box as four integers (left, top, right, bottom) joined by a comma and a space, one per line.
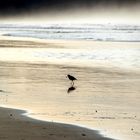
0, 23, 140, 70
0, 23, 140, 42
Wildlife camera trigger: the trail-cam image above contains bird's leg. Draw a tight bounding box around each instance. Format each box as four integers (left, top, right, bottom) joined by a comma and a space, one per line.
71, 81, 74, 86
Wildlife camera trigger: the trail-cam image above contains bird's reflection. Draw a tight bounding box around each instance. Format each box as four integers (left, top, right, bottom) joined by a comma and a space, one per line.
67, 85, 76, 94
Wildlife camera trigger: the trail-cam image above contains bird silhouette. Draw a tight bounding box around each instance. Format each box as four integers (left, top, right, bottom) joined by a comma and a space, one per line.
67, 74, 77, 85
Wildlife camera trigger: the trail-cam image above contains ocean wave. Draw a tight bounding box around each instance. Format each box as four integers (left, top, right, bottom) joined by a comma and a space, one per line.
0, 24, 140, 42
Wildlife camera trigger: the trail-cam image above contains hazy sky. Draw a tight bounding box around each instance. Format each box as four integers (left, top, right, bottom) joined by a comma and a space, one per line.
0, 0, 140, 24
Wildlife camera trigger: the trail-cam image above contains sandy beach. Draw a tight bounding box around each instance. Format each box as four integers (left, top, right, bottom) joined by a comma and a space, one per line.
0, 36, 140, 140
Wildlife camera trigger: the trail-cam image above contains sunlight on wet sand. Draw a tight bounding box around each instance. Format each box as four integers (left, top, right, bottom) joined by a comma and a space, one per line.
0, 37, 140, 140
0, 62, 140, 140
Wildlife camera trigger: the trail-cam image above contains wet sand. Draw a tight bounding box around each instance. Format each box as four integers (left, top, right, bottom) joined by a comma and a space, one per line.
0, 36, 140, 140
0, 107, 114, 140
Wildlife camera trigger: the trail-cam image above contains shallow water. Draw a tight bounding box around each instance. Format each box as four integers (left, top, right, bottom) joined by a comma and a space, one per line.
0, 23, 140, 41
0, 45, 140, 70
0, 62, 140, 140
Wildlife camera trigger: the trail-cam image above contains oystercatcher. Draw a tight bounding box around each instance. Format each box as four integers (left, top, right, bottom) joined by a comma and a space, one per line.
67, 74, 77, 85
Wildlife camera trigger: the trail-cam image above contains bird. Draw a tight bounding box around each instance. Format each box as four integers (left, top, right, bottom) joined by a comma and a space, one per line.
67, 74, 77, 85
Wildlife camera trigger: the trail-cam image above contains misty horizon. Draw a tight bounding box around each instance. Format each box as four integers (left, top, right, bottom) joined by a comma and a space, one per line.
0, 0, 140, 24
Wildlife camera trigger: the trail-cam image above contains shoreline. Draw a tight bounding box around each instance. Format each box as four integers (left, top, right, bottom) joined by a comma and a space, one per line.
0, 106, 115, 140
1, 35, 140, 46
1, 104, 118, 140
0, 36, 140, 72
